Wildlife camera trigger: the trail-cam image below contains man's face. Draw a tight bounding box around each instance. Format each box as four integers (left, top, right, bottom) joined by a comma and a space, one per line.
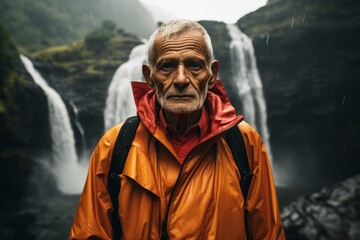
143, 30, 218, 114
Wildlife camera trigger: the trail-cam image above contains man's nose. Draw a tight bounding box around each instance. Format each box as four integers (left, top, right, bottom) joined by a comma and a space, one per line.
173, 64, 189, 87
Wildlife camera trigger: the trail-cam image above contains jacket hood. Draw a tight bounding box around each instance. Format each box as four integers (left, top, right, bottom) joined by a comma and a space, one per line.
131, 79, 243, 137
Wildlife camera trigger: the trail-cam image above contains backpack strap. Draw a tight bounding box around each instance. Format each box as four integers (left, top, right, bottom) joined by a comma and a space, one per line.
225, 123, 254, 239
107, 116, 140, 240
225, 124, 253, 199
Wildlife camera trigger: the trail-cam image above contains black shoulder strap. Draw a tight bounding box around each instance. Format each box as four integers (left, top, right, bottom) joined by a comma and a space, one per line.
225, 123, 253, 200
107, 116, 140, 240
225, 123, 253, 239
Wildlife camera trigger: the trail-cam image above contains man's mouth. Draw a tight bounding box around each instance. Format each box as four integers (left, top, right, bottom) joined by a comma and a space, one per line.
167, 95, 194, 100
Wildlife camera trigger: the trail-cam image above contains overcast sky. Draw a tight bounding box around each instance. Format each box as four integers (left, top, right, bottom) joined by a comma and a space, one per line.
139, 0, 267, 24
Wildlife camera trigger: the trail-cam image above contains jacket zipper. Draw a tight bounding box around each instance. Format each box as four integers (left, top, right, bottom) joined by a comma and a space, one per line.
160, 158, 187, 240
159, 122, 241, 239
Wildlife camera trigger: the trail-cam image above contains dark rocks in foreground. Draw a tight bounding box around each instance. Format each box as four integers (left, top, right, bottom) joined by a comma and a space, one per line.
282, 174, 360, 240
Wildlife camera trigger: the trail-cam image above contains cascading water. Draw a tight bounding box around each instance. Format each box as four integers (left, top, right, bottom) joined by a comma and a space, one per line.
70, 101, 87, 158
20, 55, 87, 194
104, 42, 148, 131
226, 24, 272, 162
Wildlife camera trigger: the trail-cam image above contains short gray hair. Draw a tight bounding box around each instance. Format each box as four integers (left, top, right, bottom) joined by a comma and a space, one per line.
147, 19, 214, 67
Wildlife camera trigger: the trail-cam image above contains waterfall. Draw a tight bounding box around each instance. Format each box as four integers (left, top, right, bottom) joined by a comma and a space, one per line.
20, 55, 87, 194
226, 24, 272, 162
70, 101, 87, 158
104, 42, 148, 130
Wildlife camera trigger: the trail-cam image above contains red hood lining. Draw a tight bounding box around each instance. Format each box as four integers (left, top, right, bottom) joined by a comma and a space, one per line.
131, 79, 243, 136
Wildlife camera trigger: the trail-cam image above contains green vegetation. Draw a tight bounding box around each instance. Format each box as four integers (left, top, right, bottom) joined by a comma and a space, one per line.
0, 21, 20, 117
0, 22, 20, 97
32, 21, 142, 85
0, 0, 156, 52
85, 20, 117, 54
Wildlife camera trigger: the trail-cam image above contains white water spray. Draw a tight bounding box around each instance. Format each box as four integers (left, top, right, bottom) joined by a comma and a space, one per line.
227, 24, 272, 162
20, 55, 87, 194
104, 42, 148, 130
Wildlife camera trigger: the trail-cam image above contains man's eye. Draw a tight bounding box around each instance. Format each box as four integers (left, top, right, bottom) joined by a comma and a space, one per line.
160, 62, 174, 71
187, 61, 202, 70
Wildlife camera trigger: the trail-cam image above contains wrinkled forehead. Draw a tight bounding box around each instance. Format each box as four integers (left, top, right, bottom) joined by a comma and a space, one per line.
152, 30, 209, 62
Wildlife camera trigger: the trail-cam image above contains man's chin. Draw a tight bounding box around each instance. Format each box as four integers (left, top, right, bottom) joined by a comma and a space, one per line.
163, 104, 201, 115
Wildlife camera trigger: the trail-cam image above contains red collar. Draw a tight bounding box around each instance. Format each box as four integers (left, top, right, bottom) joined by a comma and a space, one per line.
131, 79, 243, 149
158, 107, 209, 141
158, 107, 210, 164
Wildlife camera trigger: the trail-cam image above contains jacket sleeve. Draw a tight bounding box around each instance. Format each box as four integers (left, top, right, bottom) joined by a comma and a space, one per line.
239, 121, 286, 239
68, 124, 122, 240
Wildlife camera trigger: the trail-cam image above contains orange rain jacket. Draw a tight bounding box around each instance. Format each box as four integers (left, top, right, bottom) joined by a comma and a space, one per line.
69, 80, 285, 239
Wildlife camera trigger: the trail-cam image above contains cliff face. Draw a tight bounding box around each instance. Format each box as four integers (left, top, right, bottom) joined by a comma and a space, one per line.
0, 22, 50, 152
198, 21, 240, 108
237, 0, 360, 187
0, 22, 51, 222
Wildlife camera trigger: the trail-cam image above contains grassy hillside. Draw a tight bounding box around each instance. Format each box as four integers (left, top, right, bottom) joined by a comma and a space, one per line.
32, 27, 142, 86
0, 0, 156, 52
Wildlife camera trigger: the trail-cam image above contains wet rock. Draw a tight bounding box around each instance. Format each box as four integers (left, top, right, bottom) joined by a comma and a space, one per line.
281, 174, 360, 240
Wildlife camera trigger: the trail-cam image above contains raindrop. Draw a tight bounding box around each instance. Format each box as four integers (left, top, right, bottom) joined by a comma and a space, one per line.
291, 17, 294, 28
90, 9, 93, 22
342, 96, 346, 105
266, 34, 270, 44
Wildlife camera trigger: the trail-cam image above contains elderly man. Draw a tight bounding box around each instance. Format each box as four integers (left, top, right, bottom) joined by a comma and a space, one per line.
69, 19, 285, 239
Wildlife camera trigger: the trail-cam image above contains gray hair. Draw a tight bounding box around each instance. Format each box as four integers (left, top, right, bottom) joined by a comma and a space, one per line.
147, 19, 214, 67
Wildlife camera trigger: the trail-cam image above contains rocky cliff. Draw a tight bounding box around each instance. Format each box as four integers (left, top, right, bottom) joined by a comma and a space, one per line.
238, 0, 360, 188
0, 22, 51, 234
0, 22, 50, 153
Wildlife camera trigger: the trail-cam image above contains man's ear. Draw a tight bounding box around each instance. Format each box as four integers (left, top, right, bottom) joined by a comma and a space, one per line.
208, 60, 219, 89
142, 64, 155, 89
